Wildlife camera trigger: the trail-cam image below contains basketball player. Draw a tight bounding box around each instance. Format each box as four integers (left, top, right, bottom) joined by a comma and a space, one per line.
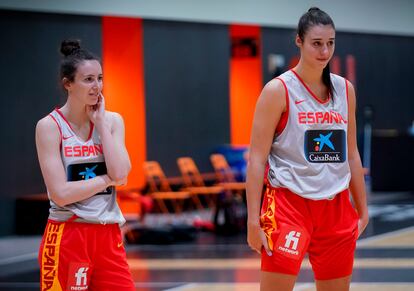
246, 8, 369, 291
35, 40, 135, 290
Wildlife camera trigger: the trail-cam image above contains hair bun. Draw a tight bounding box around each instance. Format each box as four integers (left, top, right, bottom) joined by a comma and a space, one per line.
308, 7, 320, 12
60, 39, 81, 57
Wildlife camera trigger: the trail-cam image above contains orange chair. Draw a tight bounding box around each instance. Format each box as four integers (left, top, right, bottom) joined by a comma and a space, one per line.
176, 157, 223, 209
143, 161, 191, 214
210, 154, 245, 196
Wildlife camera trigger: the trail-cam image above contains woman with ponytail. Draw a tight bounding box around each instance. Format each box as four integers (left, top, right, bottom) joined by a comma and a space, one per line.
36, 39, 135, 290
246, 7, 368, 290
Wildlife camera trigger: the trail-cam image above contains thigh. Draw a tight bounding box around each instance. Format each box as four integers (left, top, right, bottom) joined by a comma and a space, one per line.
316, 275, 352, 291
261, 271, 297, 291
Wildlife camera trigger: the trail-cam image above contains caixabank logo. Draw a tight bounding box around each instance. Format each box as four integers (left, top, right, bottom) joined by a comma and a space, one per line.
66, 162, 112, 195
304, 130, 346, 163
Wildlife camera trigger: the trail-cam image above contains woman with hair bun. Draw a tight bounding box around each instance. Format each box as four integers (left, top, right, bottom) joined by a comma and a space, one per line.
246, 7, 369, 291
36, 39, 135, 290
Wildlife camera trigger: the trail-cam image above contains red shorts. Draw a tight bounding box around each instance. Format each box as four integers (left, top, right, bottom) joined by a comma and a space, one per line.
38, 219, 135, 291
260, 186, 358, 280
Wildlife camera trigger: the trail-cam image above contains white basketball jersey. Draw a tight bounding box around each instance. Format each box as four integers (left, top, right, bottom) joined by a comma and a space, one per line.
267, 70, 351, 200
47, 109, 125, 225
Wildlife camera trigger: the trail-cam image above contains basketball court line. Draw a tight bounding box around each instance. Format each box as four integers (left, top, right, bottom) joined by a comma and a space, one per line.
0, 282, 245, 290
128, 257, 414, 270
163, 282, 414, 291
0, 252, 37, 265
357, 225, 414, 248
127, 243, 251, 251
0, 281, 413, 291
295, 282, 414, 291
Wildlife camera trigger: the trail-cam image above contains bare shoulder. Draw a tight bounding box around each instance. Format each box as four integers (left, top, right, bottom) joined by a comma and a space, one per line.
35, 115, 61, 146
264, 78, 286, 95
36, 115, 59, 135
257, 78, 287, 110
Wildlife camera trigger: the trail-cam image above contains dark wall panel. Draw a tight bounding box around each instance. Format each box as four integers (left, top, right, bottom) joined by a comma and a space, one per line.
261, 28, 298, 83
144, 20, 230, 176
334, 32, 414, 131
262, 28, 414, 131
0, 10, 102, 235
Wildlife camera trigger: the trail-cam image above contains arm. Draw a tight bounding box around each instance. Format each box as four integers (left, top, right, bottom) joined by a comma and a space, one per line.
35, 117, 113, 207
347, 81, 369, 237
246, 79, 286, 255
87, 95, 131, 182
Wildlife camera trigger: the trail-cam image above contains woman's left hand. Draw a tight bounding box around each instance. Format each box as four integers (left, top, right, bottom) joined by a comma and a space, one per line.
86, 93, 106, 125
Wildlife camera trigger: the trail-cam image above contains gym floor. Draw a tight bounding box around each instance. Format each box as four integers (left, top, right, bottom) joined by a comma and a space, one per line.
1, 191, 413, 291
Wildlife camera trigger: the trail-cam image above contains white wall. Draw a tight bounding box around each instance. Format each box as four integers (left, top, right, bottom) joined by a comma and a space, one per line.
1, 0, 413, 36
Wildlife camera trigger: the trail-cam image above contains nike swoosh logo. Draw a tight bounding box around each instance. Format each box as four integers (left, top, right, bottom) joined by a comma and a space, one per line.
117, 242, 123, 248
62, 135, 74, 140
295, 99, 306, 105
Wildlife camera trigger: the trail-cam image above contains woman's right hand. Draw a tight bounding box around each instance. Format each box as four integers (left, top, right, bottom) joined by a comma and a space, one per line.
247, 221, 272, 256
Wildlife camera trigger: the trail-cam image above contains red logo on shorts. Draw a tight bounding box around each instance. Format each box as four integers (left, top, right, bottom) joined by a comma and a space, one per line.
67, 262, 90, 290
274, 226, 308, 260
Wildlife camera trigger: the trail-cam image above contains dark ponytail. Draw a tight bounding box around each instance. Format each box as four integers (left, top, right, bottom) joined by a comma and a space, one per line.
297, 7, 335, 97
60, 39, 99, 82
322, 63, 333, 97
